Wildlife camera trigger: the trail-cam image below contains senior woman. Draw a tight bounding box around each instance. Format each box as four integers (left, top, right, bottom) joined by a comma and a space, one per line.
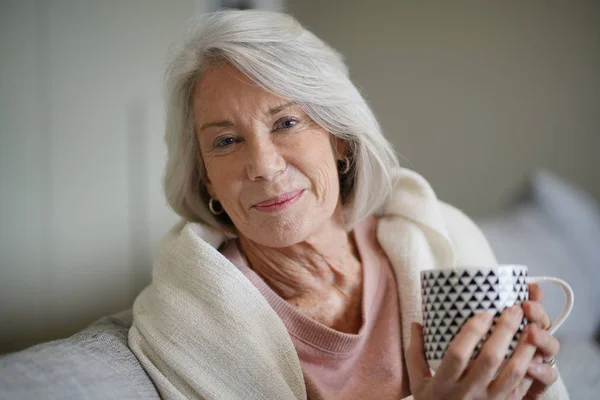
129, 10, 569, 400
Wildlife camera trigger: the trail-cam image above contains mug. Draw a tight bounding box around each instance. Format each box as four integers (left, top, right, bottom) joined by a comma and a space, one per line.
420, 265, 574, 371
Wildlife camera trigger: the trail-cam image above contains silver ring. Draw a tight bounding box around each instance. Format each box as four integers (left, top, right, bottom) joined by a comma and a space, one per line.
543, 357, 556, 368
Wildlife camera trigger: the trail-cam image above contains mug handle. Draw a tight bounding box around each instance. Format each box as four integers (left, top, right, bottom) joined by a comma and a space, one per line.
526, 276, 574, 335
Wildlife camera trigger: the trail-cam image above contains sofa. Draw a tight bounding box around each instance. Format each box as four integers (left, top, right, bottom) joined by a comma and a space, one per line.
0, 310, 159, 399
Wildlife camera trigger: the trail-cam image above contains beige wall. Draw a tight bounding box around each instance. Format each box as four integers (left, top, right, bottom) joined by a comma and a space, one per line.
0, 0, 196, 354
0, 0, 289, 356
287, 0, 600, 216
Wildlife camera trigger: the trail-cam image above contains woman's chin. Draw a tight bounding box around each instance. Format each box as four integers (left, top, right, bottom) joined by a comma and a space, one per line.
241, 216, 311, 248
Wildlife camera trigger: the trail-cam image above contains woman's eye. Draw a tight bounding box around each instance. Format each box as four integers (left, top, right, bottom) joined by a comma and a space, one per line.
214, 136, 236, 149
275, 118, 298, 130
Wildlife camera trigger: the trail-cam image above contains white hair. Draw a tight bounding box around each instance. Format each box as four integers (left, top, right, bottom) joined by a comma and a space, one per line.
164, 9, 399, 234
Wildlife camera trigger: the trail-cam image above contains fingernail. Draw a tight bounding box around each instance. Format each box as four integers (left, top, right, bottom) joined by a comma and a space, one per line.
510, 306, 523, 317
483, 311, 494, 323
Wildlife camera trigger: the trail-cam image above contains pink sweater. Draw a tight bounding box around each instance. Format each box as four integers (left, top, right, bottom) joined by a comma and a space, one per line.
220, 217, 410, 399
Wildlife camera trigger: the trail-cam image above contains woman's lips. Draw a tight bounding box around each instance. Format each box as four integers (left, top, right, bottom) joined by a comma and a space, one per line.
253, 189, 305, 212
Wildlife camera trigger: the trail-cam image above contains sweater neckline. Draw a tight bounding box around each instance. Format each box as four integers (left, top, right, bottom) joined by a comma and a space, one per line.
221, 217, 386, 354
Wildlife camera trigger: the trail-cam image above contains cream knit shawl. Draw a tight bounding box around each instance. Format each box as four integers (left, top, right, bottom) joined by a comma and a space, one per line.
129, 168, 569, 400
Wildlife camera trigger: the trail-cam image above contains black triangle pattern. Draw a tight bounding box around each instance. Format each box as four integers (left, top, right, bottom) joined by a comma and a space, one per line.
421, 268, 529, 363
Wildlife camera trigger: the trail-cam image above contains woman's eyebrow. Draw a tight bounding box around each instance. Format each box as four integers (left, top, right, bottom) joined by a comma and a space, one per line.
268, 101, 296, 116
199, 101, 297, 131
199, 120, 234, 131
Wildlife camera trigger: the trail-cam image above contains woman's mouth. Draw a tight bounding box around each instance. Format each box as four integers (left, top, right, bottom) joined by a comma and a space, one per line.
253, 189, 305, 213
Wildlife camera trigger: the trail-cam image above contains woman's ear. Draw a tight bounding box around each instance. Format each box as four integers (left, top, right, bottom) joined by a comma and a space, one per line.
333, 137, 350, 161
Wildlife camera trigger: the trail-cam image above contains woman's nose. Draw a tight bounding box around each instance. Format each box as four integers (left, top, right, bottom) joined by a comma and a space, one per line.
245, 137, 286, 181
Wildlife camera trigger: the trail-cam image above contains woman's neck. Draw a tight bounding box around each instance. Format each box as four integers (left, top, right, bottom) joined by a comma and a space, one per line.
237, 209, 364, 333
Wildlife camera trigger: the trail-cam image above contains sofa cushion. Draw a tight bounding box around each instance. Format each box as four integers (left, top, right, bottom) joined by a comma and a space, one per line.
0, 309, 159, 400
531, 169, 600, 295
476, 170, 600, 339
554, 338, 600, 400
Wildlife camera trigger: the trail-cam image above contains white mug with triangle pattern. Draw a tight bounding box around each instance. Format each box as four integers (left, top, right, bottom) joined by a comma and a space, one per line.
420, 265, 574, 371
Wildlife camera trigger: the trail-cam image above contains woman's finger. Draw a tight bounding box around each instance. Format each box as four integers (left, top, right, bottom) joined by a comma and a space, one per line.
488, 325, 537, 397
406, 322, 432, 393
462, 306, 524, 389
508, 376, 534, 400
528, 283, 544, 302
527, 361, 559, 388
434, 312, 494, 384
526, 362, 559, 399
523, 300, 551, 331
527, 324, 560, 359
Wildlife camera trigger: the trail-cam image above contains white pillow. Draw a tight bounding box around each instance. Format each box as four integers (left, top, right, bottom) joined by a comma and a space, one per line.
555, 338, 600, 399
531, 170, 600, 286
477, 170, 600, 339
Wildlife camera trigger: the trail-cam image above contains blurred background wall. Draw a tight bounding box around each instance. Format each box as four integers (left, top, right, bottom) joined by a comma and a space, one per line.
0, 0, 196, 354
288, 0, 600, 216
0, 0, 598, 354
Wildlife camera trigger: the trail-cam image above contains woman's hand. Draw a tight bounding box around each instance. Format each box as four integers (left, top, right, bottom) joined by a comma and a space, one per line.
407, 306, 538, 400
521, 283, 560, 399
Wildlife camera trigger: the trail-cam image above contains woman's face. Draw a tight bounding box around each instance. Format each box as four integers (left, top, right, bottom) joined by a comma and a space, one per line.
193, 64, 344, 247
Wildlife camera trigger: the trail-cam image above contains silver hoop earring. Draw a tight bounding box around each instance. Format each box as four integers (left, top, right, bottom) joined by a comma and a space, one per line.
208, 198, 224, 216
338, 156, 351, 174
